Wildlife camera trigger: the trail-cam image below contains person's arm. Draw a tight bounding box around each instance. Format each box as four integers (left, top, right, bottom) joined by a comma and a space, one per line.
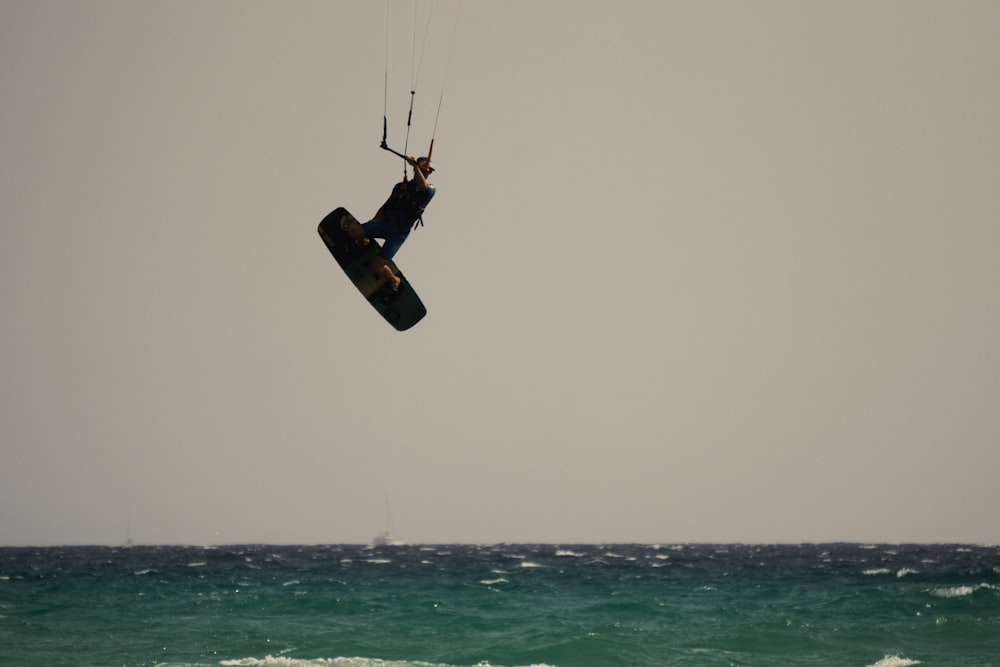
407, 156, 430, 190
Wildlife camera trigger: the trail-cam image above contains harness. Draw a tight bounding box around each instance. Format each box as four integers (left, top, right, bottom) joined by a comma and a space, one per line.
388, 181, 429, 231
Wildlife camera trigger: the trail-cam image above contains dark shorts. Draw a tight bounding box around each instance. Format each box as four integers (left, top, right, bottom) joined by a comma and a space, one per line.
362, 216, 410, 260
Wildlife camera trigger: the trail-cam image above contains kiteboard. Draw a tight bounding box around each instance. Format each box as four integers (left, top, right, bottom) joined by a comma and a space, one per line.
318, 207, 426, 331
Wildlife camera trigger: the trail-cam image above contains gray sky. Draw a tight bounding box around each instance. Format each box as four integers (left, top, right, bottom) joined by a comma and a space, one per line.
2, 0, 999, 546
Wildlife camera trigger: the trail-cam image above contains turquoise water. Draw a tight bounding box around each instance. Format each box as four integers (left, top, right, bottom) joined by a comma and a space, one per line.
2, 544, 998, 667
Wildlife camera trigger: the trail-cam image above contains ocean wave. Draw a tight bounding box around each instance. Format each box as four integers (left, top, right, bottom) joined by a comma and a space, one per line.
928, 582, 997, 598
866, 655, 920, 667
554, 549, 585, 557
218, 658, 556, 667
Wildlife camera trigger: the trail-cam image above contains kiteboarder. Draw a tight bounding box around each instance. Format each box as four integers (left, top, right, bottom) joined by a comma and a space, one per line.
349, 155, 435, 298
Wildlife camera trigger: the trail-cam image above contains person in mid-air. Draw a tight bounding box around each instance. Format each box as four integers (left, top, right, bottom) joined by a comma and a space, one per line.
350, 155, 435, 299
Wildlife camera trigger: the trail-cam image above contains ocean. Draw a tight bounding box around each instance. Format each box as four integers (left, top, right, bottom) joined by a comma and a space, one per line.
1, 543, 998, 667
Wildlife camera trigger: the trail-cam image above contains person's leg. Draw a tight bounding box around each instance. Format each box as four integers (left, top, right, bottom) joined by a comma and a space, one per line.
374, 232, 408, 291
359, 217, 407, 291
348, 221, 370, 245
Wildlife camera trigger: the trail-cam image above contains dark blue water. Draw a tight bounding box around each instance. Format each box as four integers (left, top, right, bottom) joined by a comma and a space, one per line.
2, 544, 998, 666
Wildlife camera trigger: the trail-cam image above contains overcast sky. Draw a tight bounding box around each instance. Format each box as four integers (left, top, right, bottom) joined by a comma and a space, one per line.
2, 0, 999, 546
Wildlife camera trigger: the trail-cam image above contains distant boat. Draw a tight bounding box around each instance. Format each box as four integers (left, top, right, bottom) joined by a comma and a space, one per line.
372, 529, 405, 547
371, 496, 405, 546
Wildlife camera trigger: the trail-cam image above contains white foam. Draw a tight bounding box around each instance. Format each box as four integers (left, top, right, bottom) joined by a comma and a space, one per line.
929, 583, 996, 598
863, 568, 892, 576
219, 658, 557, 667
933, 585, 976, 598
221, 658, 404, 667
554, 549, 585, 557
866, 655, 920, 667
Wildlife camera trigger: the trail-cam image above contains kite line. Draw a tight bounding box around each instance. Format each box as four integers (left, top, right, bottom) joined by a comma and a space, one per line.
380, 0, 458, 177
